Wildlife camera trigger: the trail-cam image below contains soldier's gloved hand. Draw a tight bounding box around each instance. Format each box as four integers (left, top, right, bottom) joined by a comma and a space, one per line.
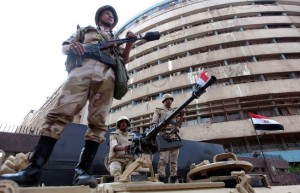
126, 30, 137, 39
179, 110, 184, 117
124, 145, 131, 154
125, 30, 137, 47
68, 42, 85, 55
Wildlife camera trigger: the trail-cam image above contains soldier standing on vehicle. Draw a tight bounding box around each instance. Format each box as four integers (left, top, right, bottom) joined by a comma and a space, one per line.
107, 116, 137, 177
0, 5, 137, 188
152, 93, 184, 183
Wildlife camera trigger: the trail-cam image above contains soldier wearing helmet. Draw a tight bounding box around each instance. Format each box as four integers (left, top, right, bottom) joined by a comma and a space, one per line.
95, 5, 119, 29
107, 116, 138, 177
151, 93, 184, 183
0, 5, 137, 188
64, 5, 137, 68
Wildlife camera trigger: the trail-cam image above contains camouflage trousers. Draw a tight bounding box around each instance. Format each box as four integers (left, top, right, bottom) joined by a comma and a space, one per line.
108, 160, 133, 176
41, 59, 115, 143
157, 148, 179, 177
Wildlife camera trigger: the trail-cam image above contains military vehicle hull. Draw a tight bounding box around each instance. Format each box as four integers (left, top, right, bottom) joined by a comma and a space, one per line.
0, 123, 224, 185
1, 180, 300, 193
1, 124, 300, 192
40, 123, 224, 185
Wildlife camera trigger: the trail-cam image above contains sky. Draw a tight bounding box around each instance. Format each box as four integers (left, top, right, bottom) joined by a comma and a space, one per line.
0, 0, 164, 127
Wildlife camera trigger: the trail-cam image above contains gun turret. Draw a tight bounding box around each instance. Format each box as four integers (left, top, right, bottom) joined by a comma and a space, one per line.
130, 75, 217, 155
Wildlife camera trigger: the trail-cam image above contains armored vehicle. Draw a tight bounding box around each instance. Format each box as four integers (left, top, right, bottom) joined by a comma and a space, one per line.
1, 75, 300, 193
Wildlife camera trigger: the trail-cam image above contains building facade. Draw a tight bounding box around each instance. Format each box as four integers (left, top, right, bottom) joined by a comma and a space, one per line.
22, 0, 300, 160
108, 0, 300, 159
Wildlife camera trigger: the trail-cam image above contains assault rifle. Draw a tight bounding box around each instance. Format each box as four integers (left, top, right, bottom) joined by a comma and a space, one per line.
130, 75, 217, 155
97, 31, 160, 50
66, 31, 160, 71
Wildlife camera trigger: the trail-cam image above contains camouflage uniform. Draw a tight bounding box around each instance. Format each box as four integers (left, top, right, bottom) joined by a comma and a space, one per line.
108, 129, 135, 176
0, 5, 131, 188
152, 106, 180, 177
41, 26, 124, 143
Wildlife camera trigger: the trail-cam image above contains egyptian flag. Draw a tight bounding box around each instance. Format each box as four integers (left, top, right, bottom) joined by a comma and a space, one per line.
249, 113, 284, 131
197, 70, 209, 87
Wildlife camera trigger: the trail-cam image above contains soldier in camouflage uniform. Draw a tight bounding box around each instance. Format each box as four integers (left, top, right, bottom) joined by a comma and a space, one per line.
152, 94, 184, 183
0, 5, 137, 188
107, 116, 136, 177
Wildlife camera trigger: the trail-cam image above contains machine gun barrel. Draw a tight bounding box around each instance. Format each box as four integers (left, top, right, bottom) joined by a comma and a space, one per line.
143, 76, 217, 142
130, 76, 217, 154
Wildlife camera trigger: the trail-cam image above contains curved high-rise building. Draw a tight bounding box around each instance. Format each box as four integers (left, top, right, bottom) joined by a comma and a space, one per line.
108, 0, 300, 157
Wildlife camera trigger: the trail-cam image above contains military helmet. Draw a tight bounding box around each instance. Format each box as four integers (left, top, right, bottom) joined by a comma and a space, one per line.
162, 93, 174, 103
95, 5, 118, 28
117, 116, 131, 128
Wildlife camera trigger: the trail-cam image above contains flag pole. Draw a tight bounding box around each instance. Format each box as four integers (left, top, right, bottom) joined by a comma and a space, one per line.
249, 113, 266, 160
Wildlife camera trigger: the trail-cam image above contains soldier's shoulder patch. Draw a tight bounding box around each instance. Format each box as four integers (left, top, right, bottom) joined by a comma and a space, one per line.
82, 25, 97, 33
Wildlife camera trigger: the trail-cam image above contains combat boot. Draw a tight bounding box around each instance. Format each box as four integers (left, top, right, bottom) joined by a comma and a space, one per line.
0, 136, 57, 186
73, 140, 99, 188
170, 176, 177, 183
158, 176, 167, 183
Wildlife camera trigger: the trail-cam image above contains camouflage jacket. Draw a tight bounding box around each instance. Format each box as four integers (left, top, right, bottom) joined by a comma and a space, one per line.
151, 106, 181, 135
108, 129, 136, 164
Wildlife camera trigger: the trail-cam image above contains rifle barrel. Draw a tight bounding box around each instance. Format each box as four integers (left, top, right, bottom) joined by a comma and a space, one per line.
99, 31, 160, 50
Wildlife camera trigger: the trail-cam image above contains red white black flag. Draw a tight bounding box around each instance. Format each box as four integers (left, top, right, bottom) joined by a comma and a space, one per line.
249, 113, 284, 131
197, 70, 209, 87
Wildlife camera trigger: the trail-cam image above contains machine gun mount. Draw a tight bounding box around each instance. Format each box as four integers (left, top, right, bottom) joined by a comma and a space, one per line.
130, 75, 217, 155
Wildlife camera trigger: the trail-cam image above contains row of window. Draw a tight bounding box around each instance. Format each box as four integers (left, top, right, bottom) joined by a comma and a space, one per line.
130, 34, 299, 83
132, 16, 294, 63
234, 145, 298, 157
230, 142, 300, 154
130, 41, 300, 92
118, 0, 279, 37
112, 70, 300, 113
171, 94, 300, 126
117, 0, 189, 35
131, 3, 296, 60
129, 59, 299, 101
110, 92, 300, 133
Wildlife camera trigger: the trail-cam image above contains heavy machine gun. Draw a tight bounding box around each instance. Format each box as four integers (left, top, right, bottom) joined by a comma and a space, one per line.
130, 75, 217, 155
118, 74, 217, 182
